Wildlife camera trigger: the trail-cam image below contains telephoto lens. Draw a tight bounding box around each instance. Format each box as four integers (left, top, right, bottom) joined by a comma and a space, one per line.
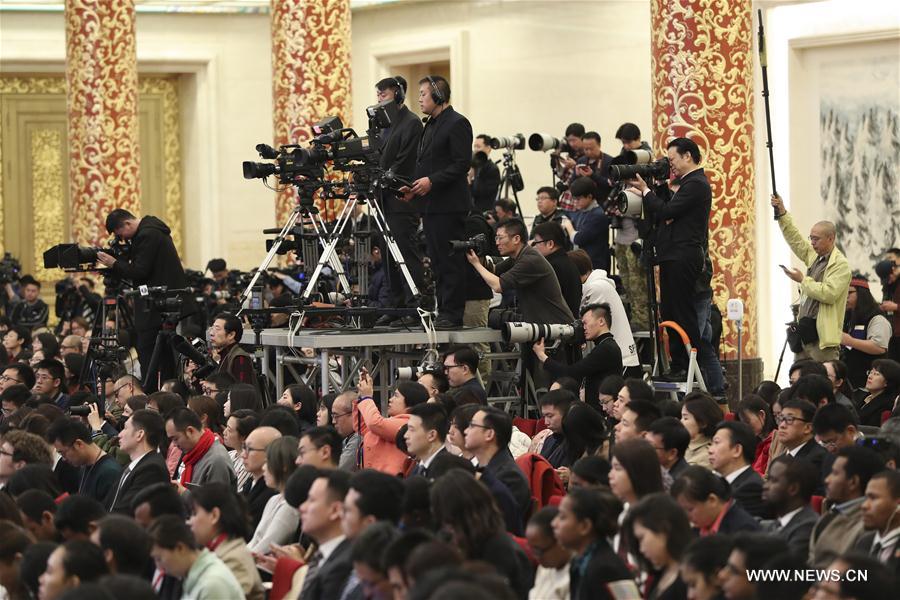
490, 134, 526, 150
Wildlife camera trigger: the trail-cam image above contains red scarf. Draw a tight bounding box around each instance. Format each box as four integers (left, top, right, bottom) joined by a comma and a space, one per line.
180, 429, 215, 486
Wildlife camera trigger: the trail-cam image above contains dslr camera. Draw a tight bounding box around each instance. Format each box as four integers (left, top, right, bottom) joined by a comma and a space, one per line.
449, 233, 490, 256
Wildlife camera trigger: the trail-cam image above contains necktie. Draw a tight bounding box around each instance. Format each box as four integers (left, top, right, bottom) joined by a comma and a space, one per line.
241, 478, 253, 495
109, 465, 132, 509
299, 549, 323, 598
411, 463, 426, 478
872, 540, 883, 560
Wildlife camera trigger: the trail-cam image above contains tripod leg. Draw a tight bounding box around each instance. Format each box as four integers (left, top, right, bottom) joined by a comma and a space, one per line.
238, 208, 302, 314
141, 331, 167, 391
369, 200, 421, 298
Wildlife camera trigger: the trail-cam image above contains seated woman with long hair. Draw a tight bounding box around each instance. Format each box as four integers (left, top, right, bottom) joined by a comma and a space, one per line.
247, 436, 299, 554
680, 392, 723, 469
189, 482, 264, 600
222, 409, 259, 492
608, 438, 664, 568
737, 394, 776, 476
430, 469, 533, 600
856, 358, 900, 426
277, 382, 318, 433
551, 486, 640, 600
625, 493, 694, 600
670, 466, 760, 536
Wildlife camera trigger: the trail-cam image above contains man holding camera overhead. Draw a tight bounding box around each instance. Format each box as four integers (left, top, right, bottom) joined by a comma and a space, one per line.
630, 138, 711, 380
400, 75, 472, 328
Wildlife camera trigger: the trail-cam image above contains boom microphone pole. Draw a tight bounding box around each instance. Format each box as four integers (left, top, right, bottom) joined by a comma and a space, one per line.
758, 8, 778, 219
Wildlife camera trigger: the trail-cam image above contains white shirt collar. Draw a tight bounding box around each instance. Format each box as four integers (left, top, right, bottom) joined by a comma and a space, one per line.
787, 440, 809, 457
420, 447, 443, 470
317, 534, 346, 563
127, 451, 152, 474
778, 506, 805, 529
873, 526, 900, 547
723, 465, 751, 484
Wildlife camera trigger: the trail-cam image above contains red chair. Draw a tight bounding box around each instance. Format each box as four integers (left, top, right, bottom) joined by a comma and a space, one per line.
515, 453, 564, 511
270, 557, 304, 600
513, 417, 537, 437
547, 494, 564, 507
511, 534, 538, 567
811, 495, 824, 514
724, 412, 736, 421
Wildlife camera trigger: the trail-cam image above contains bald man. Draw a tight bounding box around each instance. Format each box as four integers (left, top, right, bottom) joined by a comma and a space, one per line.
240, 426, 282, 529
772, 194, 851, 362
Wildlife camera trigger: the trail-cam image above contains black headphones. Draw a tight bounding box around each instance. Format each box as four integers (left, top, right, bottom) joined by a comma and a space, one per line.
390, 76, 405, 104
426, 75, 445, 105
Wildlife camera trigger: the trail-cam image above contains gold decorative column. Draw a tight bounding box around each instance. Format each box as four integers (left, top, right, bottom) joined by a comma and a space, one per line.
65, 0, 141, 247
651, 0, 758, 363
271, 0, 352, 224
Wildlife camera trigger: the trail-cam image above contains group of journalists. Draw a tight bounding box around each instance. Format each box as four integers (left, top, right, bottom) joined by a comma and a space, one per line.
0, 74, 899, 600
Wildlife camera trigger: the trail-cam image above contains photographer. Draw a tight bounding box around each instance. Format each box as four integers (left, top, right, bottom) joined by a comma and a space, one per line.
555, 122, 586, 211
561, 177, 611, 272
532, 303, 623, 411
373, 76, 425, 325
470, 134, 500, 213
612, 123, 651, 332
571, 131, 614, 202
631, 138, 711, 378
98, 209, 192, 385
529, 186, 569, 240
466, 218, 573, 325
531, 222, 582, 317
770, 194, 850, 362
5, 275, 49, 332
400, 75, 472, 328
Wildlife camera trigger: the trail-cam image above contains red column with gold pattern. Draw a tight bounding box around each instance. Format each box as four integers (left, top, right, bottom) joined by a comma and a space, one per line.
271, 0, 352, 224
650, 0, 757, 361
65, 0, 141, 246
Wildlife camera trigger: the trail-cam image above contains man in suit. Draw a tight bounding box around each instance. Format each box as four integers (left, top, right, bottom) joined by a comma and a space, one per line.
373, 76, 425, 326
773, 398, 829, 493
240, 426, 281, 530
404, 403, 448, 478
809, 446, 885, 567
646, 416, 691, 482
761, 455, 821, 557
465, 407, 531, 517
299, 470, 354, 600
400, 75, 473, 328
106, 409, 170, 514
856, 469, 900, 575
709, 421, 769, 518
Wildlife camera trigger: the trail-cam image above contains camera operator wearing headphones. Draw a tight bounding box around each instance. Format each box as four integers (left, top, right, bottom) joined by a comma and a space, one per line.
466, 218, 573, 326
400, 75, 473, 328
372, 76, 426, 327
629, 138, 711, 380
97, 209, 192, 387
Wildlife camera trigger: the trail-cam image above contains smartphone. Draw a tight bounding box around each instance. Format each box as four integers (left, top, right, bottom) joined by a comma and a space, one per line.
778, 264, 788, 270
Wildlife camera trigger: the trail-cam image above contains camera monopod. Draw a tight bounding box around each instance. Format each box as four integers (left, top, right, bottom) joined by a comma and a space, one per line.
758, 9, 778, 220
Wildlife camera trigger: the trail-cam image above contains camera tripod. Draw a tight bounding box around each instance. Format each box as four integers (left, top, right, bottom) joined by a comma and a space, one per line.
495, 150, 525, 217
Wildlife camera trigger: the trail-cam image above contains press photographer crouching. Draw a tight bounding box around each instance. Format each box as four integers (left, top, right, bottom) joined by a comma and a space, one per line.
465, 218, 573, 326
533, 303, 623, 412
97, 209, 194, 389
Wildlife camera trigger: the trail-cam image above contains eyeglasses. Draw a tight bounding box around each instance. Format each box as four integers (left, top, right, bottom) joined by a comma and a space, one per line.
530, 239, 550, 246
34, 374, 55, 382
776, 415, 809, 426
241, 444, 266, 454
331, 411, 351, 420
201, 385, 218, 395
467, 422, 492, 431
113, 383, 131, 396
494, 235, 509, 242
0, 374, 21, 384
443, 364, 465, 373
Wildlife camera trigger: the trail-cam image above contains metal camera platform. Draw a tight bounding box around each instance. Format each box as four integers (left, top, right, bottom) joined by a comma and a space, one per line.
255, 326, 504, 407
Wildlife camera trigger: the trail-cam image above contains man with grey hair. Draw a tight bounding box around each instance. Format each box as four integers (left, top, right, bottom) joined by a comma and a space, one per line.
772, 194, 850, 362
332, 391, 360, 472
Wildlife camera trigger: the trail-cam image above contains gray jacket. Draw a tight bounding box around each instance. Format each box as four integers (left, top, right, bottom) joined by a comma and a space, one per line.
188, 441, 236, 489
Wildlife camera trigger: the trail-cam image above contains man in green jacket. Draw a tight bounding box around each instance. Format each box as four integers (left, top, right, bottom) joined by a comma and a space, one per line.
772, 194, 851, 362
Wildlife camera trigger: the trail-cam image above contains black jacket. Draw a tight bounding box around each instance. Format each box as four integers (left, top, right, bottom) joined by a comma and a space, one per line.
484, 448, 532, 518
793, 439, 830, 494
109, 216, 191, 330
643, 168, 711, 263
413, 106, 473, 215
105, 451, 170, 514
471, 159, 500, 213
542, 333, 623, 411
545, 249, 583, 317
768, 505, 819, 558
730, 467, 769, 519
471, 532, 534, 600
241, 476, 277, 532
717, 501, 762, 535
303, 538, 354, 600
379, 104, 423, 214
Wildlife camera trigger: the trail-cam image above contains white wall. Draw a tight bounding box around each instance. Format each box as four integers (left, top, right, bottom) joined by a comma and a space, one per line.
0, 10, 274, 271
755, 0, 900, 384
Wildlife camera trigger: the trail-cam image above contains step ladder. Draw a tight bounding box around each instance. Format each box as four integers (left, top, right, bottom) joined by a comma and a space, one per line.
651, 320, 707, 401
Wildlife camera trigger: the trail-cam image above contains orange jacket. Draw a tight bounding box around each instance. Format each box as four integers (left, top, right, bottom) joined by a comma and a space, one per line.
353, 398, 410, 476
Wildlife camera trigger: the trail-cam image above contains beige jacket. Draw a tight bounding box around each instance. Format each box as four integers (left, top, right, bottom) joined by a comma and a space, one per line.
215, 537, 265, 600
